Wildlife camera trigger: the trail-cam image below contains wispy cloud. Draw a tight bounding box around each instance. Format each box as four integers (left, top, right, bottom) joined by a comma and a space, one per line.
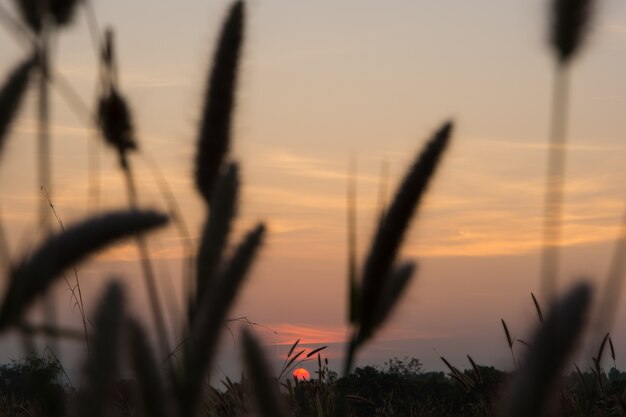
264, 151, 380, 184
57, 65, 186, 89
13, 119, 96, 137
601, 22, 626, 38
466, 137, 626, 153
245, 185, 371, 211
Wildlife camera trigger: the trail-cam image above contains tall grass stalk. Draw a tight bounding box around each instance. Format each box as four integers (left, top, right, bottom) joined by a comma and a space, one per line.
357, 121, 452, 345
195, 1, 243, 204
36, 35, 50, 234
181, 223, 265, 417
96, 26, 171, 357
123, 161, 172, 357
542, 0, 595, 301
347, 155, 358, 324
195, 163, 239, 316
540, 62, 569, 302
141, 152, 196, 314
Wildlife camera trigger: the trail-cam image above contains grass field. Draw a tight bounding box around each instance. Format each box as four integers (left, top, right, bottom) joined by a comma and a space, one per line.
0, 0, 623, 416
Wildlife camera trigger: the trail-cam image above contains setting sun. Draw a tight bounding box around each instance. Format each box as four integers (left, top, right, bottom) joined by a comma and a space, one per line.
293, 368, 310, 381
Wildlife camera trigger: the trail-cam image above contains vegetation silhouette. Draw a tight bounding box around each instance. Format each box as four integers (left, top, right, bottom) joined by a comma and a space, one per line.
1, 0, 624, 416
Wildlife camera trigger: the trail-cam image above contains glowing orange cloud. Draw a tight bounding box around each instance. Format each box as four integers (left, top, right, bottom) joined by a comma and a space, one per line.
268, 324, 349, 346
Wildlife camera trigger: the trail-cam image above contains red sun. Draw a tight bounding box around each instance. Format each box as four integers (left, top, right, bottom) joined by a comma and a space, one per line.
293, 368, 310, 381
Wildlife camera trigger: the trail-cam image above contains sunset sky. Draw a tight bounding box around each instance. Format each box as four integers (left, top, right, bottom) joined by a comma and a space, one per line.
1, 0, 626, 378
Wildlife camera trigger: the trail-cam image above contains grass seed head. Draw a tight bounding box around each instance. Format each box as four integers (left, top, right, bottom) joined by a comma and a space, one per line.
195, 1, 244, 203
49, 0, 80, 27
550, 0, 595, 64
0, 55, 35, 158
360, 121, 452, 341
97, 86, 137, 158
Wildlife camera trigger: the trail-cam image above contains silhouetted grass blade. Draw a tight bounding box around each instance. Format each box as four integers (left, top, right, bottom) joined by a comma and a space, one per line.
347, 156, 359, 324
532, 292, 544, 323
76, 282, 124, 417
182, 223, 265, 415
195, 163, 239, 312
191, 223, 265, 358
279, 349, 305, 380
550, 0, 594, 64
128, 317, 175, 417
12, 0, 41, 33
12, 0, 81, 33
49, 0, 81, 27
0, 209, 168, 330
288, 338, 300, 358
359, 262, 415, 343
609, 336, 616, 365
501, 319, 514, 349
595, 332, 610, 369
195, 1, 244, 203
440, 355, 472, 389
242, 329, 290, 417
0, 55, 35, 158
360, 121, 452, 338
467, 355, 483, 384
306, 345, 327, 358
498, 282, 592, 417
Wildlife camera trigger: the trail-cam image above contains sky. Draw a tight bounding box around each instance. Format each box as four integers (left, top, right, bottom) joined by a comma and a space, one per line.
1, 0, 626, 381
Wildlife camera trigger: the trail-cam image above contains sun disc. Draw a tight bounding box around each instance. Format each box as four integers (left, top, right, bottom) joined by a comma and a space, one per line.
293, 367, 310, 381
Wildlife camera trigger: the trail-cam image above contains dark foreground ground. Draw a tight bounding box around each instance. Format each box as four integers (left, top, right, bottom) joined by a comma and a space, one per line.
2, 356, 626, 417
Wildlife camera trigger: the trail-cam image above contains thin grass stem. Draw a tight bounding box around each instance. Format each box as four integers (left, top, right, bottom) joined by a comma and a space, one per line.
121, 159, 171, 357
37, 38, 51, 234
541, 63, 570, 302
347, 155, 358, 324
41, 186, 91, 359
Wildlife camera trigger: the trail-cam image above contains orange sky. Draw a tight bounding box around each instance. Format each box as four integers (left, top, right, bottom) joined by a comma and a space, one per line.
1, 1, 626, 376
